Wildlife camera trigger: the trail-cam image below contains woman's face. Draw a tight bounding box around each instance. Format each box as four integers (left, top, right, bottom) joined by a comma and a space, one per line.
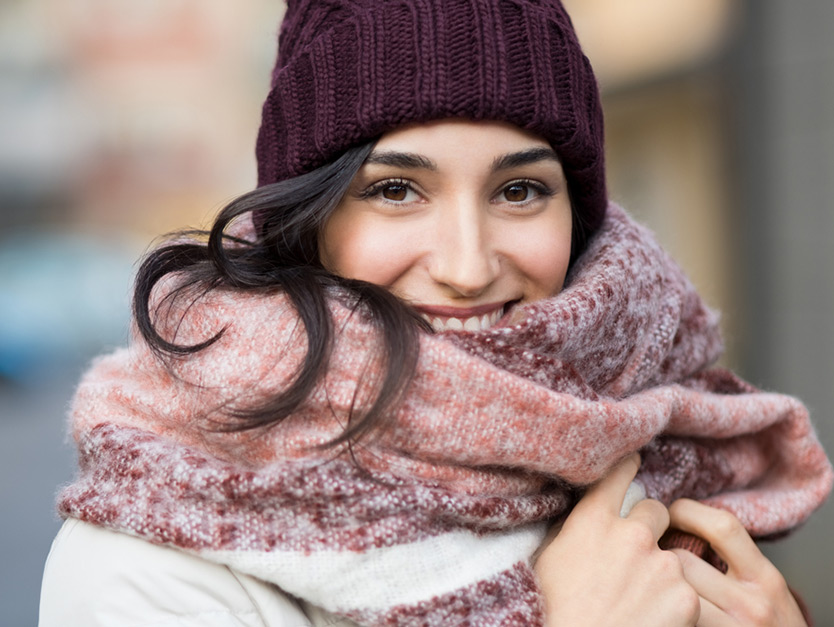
319, 119, 573, 331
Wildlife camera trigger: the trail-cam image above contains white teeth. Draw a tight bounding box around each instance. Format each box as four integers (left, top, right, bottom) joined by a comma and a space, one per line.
446, 317, 464, 330
422, 307, 506, 332
463, 316, 480, 331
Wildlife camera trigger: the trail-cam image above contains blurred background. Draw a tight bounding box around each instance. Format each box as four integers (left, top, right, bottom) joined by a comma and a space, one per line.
1, 0, 832, 624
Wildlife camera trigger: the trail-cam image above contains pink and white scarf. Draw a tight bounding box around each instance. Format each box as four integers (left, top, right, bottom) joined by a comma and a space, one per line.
59, 204, 832, 625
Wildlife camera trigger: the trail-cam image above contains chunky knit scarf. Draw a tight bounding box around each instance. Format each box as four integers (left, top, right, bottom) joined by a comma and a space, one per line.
60, 204, 831, 626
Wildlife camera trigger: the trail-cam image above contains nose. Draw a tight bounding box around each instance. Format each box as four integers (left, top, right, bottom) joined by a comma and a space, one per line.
428, 203, 499, 297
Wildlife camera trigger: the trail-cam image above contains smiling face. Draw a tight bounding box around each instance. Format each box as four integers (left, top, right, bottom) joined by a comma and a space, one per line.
319, 119, 573, 332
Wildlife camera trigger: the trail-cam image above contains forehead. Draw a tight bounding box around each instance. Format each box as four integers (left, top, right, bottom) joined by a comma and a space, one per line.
372, 119, 553, 154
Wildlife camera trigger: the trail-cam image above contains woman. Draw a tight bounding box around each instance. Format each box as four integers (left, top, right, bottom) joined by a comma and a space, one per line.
40, 1, 831, 625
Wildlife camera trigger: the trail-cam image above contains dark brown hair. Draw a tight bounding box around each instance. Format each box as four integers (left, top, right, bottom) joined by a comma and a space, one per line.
136, 141, 430, 444
134, 140, 586, 444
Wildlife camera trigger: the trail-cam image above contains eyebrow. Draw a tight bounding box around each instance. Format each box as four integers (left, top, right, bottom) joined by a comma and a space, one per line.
363, 151, 438, 170
491, 147, 560, 171
363, 146, 560, 172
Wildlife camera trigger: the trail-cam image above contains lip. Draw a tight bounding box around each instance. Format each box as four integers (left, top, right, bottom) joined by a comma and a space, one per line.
414, 301, 509, 318
413, 300, 518, 332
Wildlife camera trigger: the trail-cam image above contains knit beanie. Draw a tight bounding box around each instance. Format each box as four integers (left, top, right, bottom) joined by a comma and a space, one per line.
256, 0, 607, 235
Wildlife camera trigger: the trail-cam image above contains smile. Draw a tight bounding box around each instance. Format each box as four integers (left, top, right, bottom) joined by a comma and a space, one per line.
415, 302, 510, 332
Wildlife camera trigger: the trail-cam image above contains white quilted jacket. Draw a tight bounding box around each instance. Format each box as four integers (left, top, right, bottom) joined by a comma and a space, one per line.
40, 519, 359, 627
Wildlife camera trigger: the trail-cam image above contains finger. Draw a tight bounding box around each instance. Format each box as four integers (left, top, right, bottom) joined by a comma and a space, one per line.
670, 547, 734, 612
691, 593, 725, 627
671, 531, 806, 626
669, 499, 768, 580
574, 453, 641, 516
626, 498, 671, 543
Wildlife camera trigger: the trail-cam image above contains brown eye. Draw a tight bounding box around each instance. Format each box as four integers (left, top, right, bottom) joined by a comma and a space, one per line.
382, 185, 409, 201
503, 184, 530, 202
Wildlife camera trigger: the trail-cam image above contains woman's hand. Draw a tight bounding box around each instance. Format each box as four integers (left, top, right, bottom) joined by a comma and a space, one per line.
534, 454, 700, 626
668, 499, 808, 626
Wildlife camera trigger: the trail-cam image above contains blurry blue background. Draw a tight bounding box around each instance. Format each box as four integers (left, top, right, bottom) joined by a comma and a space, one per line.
2, 1, 833, 624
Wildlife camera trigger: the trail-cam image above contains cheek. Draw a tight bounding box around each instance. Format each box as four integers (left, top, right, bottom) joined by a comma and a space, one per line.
522, 244, 571, 296
320, 214, 419, 286
509, 217, 573, 299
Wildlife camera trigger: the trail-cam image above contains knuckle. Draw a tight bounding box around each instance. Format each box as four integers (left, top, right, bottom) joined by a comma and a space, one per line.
662, 574, 700, 622
711, 509, 745, 539
671, 547, 695, 570
726, 577, 786, 626
643, 498, 671, 523
678, 585, 701, 621
742, 597, 775, 626
756, 563, 787, 592
658, 549, 685, 577
622, 520, 656, 549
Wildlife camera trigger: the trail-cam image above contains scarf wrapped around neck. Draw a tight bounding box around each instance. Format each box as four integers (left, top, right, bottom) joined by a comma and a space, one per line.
59, 204, 832, 626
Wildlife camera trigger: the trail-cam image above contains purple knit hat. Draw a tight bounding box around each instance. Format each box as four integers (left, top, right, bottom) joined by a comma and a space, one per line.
256, 0, 607, 234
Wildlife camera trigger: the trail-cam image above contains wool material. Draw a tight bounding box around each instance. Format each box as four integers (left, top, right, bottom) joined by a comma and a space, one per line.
60, 205, 832, 626
256, 0, 607, 235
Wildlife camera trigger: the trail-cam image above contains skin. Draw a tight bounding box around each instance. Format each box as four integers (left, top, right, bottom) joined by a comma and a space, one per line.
319, 119, 807, 625
319, 119, 573, 332
535, 455, 701, 626
535, 458, 808, 626
669, 499, 807, 626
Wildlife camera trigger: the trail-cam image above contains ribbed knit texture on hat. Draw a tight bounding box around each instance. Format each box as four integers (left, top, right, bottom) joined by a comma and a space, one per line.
255, 0, 607, 233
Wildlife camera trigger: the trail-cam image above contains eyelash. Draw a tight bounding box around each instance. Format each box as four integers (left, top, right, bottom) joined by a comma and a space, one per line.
496, 179, 556, 205
359, 178, 416, 203
358, 178, 557, 205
